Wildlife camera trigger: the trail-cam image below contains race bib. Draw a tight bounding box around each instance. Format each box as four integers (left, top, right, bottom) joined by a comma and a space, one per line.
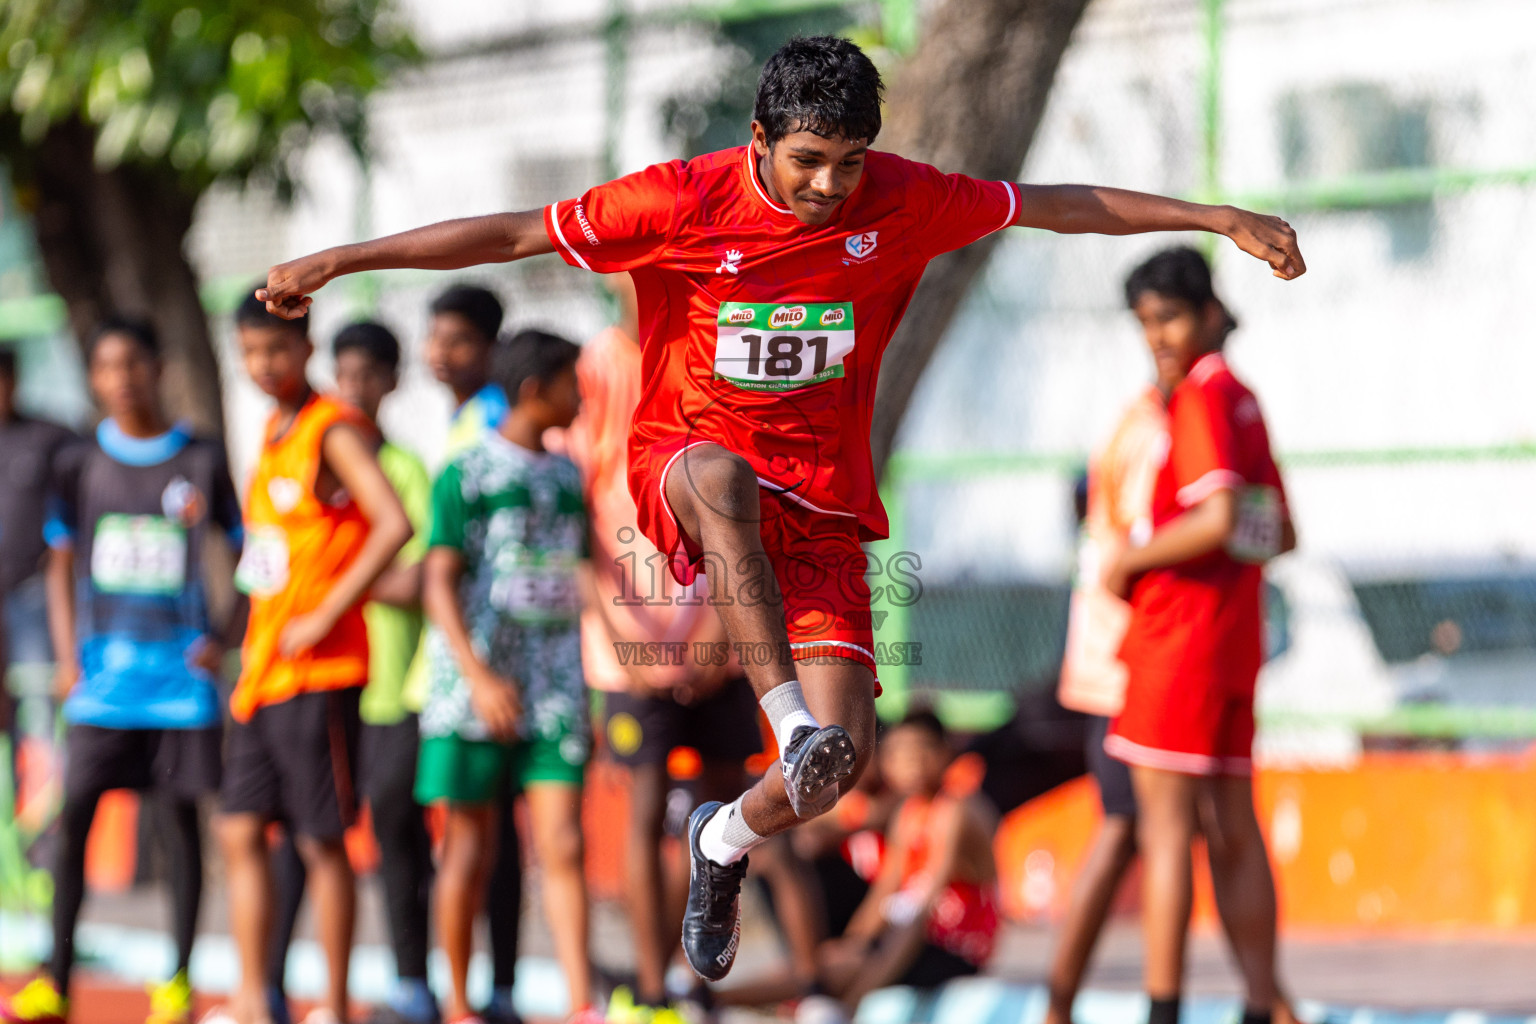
91, 515, 187, 595
492, 553, 581, 624
714, 301, 855, 392
1228, 485, 1283, 564
234, 525, 290, 597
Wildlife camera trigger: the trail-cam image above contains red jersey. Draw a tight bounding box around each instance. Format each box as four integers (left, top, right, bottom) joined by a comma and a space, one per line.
544, 146, 1020, 541
1117, 353, 1288, 693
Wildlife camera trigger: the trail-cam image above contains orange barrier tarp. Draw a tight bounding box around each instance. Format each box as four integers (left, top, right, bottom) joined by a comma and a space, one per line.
994, 751, 1536, 930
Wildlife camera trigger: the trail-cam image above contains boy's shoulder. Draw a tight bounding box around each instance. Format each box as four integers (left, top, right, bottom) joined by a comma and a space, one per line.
180, 434, 233, 470
440, 434, 541, 500
1174, 354, 1241, 413
1185, 352, 1255, 396
379, 439, 428, 481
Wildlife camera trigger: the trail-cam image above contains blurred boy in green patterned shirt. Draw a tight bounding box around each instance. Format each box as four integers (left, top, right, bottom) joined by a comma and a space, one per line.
416, 329, 601, 1024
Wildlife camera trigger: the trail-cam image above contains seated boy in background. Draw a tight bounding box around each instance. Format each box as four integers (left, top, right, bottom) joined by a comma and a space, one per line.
416, 329, 600, 1024
738, 711, 999, 1024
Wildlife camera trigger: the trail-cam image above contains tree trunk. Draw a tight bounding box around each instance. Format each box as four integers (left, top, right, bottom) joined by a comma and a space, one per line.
27, 120, 225, 437
871, 0, 1092, 476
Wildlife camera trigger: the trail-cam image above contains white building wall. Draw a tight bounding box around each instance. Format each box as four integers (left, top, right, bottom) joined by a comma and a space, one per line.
899, 0, 1536, 578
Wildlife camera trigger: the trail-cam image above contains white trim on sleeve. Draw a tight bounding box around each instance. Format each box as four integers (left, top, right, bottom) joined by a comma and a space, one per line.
547, 202, 593, 272
995, 180, 1019, 233
1177, 469, 1243, 508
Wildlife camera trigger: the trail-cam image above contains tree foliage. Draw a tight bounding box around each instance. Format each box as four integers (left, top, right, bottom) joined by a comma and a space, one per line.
0, 0, 418, 195
871, 0, 1091, 473
0, 0, 418, 434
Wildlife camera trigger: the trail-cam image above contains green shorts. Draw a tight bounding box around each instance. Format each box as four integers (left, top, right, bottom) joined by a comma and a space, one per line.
415, 731, 587, 805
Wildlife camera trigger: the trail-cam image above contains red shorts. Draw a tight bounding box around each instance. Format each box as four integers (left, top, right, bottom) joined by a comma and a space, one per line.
632, 437, 880, 682
1104, 672, 1254, 777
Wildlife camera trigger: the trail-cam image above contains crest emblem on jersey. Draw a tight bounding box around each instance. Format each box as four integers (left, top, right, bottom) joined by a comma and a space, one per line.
161, 476, 206, 526
845, 231, 878, 260
267, 477, 303, 514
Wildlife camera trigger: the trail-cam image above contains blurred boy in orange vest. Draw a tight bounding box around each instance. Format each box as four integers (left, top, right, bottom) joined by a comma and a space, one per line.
214, 294, 412, 1024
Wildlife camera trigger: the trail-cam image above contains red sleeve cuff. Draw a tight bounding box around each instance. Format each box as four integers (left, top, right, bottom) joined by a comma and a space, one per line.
545, 202, 592, 271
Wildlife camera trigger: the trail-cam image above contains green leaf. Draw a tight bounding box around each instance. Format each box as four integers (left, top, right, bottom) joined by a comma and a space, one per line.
0, 0, 421, 193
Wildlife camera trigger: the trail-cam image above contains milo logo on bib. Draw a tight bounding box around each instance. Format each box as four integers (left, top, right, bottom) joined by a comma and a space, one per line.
768, 305, 807, 329
714, 301, 856, 393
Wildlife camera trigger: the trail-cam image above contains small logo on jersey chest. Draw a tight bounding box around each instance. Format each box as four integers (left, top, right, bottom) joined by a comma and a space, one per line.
162, 476, 206, 526
267, 477, 303, 514
715, 249, 743, 275
844, 231, 878, 260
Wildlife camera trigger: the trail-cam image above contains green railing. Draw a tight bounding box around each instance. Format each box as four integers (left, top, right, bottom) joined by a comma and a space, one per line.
870, 441, 1536, 731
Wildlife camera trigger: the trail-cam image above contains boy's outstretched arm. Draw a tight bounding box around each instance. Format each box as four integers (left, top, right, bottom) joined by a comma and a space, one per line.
1015, 185, 1306, 280
258, 210, 554, 319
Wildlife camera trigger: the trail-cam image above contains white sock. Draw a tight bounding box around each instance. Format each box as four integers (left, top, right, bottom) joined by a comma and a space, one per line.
698, 796, 764, 866
760, 680, 819, 751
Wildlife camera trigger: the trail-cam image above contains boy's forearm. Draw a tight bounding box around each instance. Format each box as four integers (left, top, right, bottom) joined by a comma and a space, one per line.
1017, 184, 1306, 279
1017, 184, 1234, 237
843, 892, 889, 941
324, 211, 548, 276
370, 560, 423, 609
218, 593, 250, 649
261, 211, 554, 317
44, 546, 76, 666
423, 555, 493, 683
312, 521, 412, 630
1123, 491, 1235, 575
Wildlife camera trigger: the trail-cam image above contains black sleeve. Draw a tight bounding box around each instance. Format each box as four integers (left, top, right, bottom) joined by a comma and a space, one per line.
45, 438, 89, 546
200, 440, 246, 546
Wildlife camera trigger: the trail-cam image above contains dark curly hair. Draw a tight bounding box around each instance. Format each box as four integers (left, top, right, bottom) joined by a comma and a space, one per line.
333, 320, 402, 374
236, 286, 309, 337
1124, 246, 1239, 335
430, 284, 504, 346
753, 36, 884, 146
90, 316, 160, 360
493, 328, 581, 405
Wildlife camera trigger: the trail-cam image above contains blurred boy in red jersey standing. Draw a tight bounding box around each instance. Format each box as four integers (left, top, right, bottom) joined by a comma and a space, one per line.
1105, 248, 1296, 1024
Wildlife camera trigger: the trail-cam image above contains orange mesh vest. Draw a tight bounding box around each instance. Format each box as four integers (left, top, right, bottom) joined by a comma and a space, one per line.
232, 394, 372, 721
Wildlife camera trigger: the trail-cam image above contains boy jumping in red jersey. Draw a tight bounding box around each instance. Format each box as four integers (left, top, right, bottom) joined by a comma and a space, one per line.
257, 36, 1304, 981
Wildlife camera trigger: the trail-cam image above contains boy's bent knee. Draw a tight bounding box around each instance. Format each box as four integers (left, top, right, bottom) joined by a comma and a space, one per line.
295, 834, 351, 868
673, 446, 759, 524
216, 813, 266, 853
537, 819, 585, 869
